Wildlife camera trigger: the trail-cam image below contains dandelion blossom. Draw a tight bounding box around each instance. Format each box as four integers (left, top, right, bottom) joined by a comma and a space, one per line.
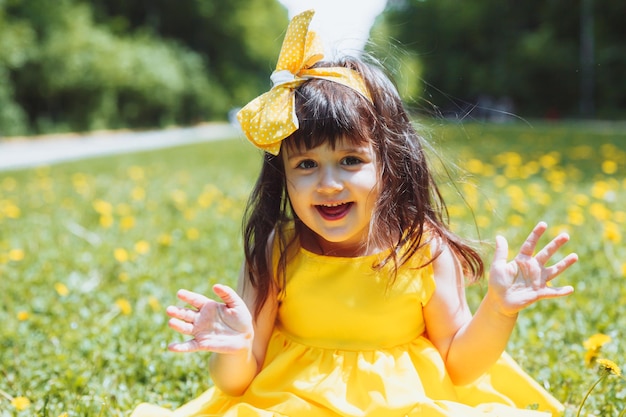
597, 358, 621, 376
186, 228, 200, 240
148, 296, 161, 312
8, 249, 25, 262
11, 396, 31, 410
583, 333, 612, 351
54, 282, 69, 297
114, 248, 129, 263
134, 240, 151, 255
115, 298, 133, 315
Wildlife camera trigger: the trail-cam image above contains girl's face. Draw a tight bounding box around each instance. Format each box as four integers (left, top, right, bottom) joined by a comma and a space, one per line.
282, 137, 380, 257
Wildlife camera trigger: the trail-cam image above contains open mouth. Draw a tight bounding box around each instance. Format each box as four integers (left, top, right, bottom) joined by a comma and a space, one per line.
315, 202, 353, 220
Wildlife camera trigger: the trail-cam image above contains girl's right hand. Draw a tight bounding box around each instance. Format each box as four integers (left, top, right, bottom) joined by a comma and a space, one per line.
166, 284, 254, 355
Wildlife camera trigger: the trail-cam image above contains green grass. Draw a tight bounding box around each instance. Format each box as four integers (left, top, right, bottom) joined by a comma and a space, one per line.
1, 122, 625, 416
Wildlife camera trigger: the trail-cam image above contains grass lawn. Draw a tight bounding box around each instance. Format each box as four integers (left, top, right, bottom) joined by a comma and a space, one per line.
1, 121, 624, 416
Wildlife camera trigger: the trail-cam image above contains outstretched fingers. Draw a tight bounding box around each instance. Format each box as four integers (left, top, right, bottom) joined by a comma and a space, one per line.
517, 221, 548, 258
212, 284, 245, 310
492, 235, 510, 265
534, 231, 573, 265
166, 305, 196, 335
544, 252, 579, 281
176, 288, 211, 310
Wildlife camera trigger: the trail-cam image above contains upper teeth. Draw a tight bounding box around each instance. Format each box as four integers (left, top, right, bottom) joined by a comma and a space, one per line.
321, 202, 344, 207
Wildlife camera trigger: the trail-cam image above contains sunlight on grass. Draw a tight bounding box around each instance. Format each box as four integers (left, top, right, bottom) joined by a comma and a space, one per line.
1, 124, 624, 416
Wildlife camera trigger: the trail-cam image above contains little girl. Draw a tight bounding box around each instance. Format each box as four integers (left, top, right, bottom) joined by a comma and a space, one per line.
132, 10, 577, 417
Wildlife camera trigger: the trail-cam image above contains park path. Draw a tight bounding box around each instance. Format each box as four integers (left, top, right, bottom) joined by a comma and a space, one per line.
0, 122, 240, 172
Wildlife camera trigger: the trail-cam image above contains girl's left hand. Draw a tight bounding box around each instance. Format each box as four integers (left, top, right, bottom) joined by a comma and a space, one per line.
487, 221, 578, 316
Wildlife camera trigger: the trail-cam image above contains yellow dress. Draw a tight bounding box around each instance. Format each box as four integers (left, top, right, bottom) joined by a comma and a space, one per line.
132, 244, 564, 417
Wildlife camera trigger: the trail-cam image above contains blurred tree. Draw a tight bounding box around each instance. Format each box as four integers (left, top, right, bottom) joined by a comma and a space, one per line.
374, 0, 625, 119
0, 0, 287, 135
84, 0, 288, 108
0, 3, 35, 135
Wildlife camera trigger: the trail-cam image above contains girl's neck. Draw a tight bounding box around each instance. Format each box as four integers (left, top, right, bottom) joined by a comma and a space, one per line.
298, 225, 382, 258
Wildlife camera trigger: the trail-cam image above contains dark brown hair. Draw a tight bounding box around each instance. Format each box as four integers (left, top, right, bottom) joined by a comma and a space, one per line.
243, 57, 484, 317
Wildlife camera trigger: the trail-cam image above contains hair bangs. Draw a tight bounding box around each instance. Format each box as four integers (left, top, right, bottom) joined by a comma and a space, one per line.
284, 77, 375, 153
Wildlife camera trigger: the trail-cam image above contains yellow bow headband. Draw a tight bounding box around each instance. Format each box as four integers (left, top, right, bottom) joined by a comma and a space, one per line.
236, 10, 373, 155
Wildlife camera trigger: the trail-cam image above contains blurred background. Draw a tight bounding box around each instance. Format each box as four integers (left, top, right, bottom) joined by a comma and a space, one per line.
0, 0, 624, 138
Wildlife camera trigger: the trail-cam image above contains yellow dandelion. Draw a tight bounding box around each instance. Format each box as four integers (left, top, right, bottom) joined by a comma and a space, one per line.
567, 207, 585, 226
131, 186, 146, 201
573, 193, 590, 206
539, 152, 560, 169
589, 202, 610, 221
100, 215, 114, 228
71, 172, 88, 187
476, 215, 491, 228
148, 296, 161, 312
621, 262, 626, 277
508, 214, 525, 227
3, 201, 21, 219
183, 208, 197, 221
603, 222, 622, 244
92, 199, 113, 215
496, 151, 523, 167
115, 298, 133, 315
596, 358, 621, 376
128, 166, 145, 181
186, 228, 200, 240
8, 249, 25, 262
521, 161, 540, 178
11, 396, 31, 410
493, 175, 508, 188
218, 198, 235, 215
54, 282, 69, 297
58, 413, 69, 417
120, 216, 135, 231
158, 233, 172, 246
114, 248, 129, 263
447, 205, 466, 218
134, 240, 150, 255
465, 158, 485, 175
591, 181, 611, 200
601, 160, 618, 175
584, 349, 598, 366
583, 333, 612, 351
197, 190, 218, 208
171, 189, 188, 208
503, 165, 522, 180
17, 310, 30, 321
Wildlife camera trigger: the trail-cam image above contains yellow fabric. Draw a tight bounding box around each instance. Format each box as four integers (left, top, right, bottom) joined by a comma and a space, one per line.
236, 10, 372, 155
131, 241, 565, 417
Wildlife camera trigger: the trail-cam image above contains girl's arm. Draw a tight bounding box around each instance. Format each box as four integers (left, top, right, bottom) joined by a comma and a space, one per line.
424, 222, 577, 385
167, 263, 278, 396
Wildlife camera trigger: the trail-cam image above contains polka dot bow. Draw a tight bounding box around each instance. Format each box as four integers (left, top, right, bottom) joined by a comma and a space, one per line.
236, 9, 373, 155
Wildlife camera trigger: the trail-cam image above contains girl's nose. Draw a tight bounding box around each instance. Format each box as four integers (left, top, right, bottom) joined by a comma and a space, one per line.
317, 167, 343, 194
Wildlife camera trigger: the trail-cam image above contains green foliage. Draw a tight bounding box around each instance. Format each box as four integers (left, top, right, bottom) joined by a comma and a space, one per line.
0, 0, 288, 136
0, 7, 35, 135
1, 122, 625, 415
83, 0, 289, 111
375, 0, 626, 119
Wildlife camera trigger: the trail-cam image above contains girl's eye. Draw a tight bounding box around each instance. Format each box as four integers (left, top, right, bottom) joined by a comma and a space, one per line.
296, 159, 317, 169
342, 156, 363, 166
